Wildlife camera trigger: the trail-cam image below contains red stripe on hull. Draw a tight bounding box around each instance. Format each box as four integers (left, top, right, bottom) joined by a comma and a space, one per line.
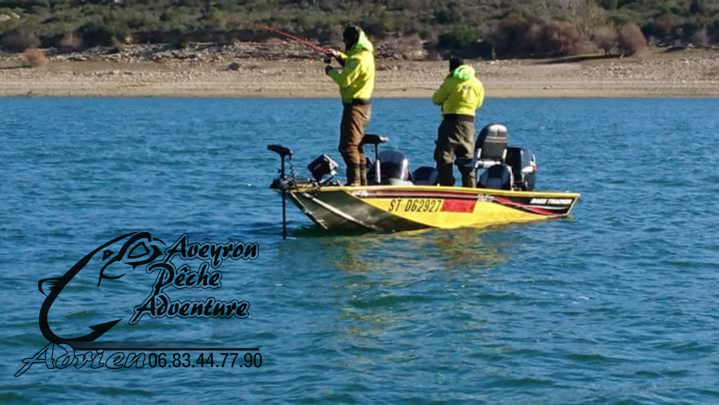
441, 199, 477, 213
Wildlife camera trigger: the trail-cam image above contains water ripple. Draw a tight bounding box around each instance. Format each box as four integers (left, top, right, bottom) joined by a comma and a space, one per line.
1, 98, 718, 403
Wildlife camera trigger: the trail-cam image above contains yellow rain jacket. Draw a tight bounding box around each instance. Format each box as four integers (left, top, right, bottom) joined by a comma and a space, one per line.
432, 65, 485, 116
328, 31, 375, 103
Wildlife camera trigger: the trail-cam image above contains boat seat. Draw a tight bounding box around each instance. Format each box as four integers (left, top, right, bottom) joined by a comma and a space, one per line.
412, 166, 439, 186
456, 123, 508, 170
478, 164, 514, 190
475, 123, 508, 167
361, 134, 389, 146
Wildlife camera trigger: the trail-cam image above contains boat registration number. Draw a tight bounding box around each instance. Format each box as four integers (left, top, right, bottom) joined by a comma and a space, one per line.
388, 198, 442, 213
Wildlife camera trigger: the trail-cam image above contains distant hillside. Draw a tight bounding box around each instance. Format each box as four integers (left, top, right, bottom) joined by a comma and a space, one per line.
1, 0, 718, 58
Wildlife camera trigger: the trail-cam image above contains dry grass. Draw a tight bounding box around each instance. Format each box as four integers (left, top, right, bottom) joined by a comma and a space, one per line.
23, 49, 49, 68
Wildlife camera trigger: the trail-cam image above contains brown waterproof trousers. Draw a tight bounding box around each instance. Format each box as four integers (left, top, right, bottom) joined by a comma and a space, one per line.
339, 104, 372, 185
434, 119, 476, 187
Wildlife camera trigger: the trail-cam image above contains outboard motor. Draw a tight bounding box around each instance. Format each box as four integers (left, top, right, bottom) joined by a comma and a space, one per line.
506, 147, 537, 191
368, 150, 412, 185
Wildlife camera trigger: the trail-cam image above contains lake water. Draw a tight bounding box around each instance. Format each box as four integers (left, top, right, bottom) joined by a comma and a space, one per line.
1, 97, 718, 403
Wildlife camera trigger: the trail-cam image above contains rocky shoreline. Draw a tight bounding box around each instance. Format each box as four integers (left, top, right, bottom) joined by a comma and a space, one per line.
1, 43, 718, 98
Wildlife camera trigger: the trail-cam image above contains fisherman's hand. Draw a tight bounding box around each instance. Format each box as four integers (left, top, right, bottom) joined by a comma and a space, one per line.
328, 49, 346, 64
325, 65, 335, 75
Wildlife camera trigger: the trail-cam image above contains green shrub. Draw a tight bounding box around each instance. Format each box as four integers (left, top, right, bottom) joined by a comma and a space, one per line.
0, 0, 717, 57
709, 18, 719, 42
646, 12, 678, 39
1, 28, 40, 51
79, 22, 115, 47
438, 27, 480, 50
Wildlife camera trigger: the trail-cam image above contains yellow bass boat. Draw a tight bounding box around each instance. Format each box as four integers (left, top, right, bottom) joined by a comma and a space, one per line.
268, 124, 579, 236
283, 184, 578, 233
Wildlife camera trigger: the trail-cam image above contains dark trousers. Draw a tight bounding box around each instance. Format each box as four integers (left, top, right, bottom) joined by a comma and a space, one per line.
434, 119, 476, 187
339, 104, 371, 185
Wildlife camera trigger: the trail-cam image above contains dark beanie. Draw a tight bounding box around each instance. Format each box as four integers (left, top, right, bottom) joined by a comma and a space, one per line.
343, 26, 361, 46
449, 57, 464, 72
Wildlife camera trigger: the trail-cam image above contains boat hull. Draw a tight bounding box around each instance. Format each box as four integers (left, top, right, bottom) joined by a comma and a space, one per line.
286, 185, 580, 233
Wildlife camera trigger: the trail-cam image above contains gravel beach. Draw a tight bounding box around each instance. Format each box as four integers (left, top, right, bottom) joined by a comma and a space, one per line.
1, 44, 718, 98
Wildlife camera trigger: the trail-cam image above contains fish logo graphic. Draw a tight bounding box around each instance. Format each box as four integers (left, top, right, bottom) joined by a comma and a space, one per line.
38, 232, 165, 343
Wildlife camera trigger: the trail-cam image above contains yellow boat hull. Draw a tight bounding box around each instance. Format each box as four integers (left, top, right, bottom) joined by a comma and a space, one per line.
286, 184, 580, 232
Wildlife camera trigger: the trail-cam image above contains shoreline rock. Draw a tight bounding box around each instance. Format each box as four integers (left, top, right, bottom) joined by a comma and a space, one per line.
1, 44, 718, 98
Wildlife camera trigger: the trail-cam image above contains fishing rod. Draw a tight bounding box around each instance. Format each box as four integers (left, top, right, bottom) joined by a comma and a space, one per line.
255, 24, 334, 56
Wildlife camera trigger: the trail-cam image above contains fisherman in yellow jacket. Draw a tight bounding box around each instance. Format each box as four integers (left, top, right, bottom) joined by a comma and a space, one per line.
432, 57, 485, 187
325, 25, 375, 186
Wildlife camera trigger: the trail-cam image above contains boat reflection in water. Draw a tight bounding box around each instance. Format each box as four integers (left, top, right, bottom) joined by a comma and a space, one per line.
308, 227, 510, 275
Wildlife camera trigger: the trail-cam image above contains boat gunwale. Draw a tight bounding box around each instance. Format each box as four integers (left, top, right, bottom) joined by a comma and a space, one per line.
289, 184, 581, 200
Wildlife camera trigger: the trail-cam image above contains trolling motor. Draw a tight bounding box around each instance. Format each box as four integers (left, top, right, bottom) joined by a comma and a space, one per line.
361, 134, 389, 184
268, 144, 293, 240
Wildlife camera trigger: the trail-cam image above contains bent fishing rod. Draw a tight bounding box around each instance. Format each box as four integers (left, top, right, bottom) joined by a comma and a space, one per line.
255, 24, 337, 62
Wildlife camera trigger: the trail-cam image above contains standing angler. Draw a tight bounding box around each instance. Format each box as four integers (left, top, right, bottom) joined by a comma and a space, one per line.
325, 25, 375, 186
432, 57, 485, 187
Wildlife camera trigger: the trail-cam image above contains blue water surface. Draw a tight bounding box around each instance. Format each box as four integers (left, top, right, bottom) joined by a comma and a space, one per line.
1, 97, 718, 403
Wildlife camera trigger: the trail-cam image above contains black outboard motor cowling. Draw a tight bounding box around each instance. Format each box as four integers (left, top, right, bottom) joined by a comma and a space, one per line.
368, 150, 412, 185
505, 147, 537, 191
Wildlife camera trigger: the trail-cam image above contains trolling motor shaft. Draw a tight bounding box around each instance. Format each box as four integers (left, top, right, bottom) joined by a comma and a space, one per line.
361, 134, 388, 185
268, 144, 294, 239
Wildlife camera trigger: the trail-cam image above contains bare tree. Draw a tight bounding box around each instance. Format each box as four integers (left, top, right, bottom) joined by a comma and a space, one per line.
618, 24, 647, 56
592, 25, 617, 55
553, 0, 606, 40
